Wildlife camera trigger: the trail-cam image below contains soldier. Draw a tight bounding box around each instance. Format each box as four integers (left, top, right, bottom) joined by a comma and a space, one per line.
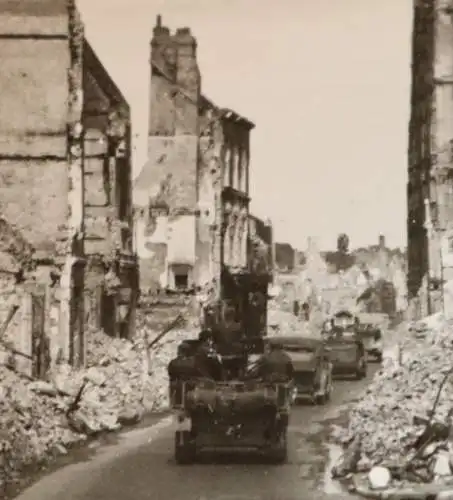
195, 330, 225, 381
167, 343, 198, 382
257, 341, 294, 383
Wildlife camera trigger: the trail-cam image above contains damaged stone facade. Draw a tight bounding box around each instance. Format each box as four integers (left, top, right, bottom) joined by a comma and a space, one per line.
407, 0, 453, 318
214, 109, 256, 331
134, 16, 201, 293
82, 40, 138, 340
0, 0, 137, 375
134, 16, 255, 302
245, 215, 274, 336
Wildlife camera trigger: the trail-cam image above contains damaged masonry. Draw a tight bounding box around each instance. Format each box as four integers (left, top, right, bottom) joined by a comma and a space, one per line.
0, 3, 274, 495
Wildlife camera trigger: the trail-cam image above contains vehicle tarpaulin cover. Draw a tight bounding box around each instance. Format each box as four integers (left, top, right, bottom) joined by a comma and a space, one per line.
186, 385, 278, 414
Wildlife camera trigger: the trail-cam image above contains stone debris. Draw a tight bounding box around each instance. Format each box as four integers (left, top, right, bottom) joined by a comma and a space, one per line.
267, 303, 303, 336
0, 308, 199, 493
332, 313, 453, 498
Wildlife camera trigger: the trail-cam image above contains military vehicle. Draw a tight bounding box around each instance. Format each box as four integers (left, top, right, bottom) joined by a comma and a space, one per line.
323, 310, 367, 379
169, 335, 292, 464
267, 336, 333, 405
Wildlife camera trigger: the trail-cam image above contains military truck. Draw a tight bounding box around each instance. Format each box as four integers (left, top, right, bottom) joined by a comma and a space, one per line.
168, 215, 278, 464
169, 336, 292, 464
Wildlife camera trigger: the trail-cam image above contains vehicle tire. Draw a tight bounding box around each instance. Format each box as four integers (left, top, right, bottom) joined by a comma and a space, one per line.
325, 373, 333, 402
314, 373, 327, 405
270, 429, 288, 464
355, 357, 366, 380
315, 380, 328, 405
174, 431, 195, 465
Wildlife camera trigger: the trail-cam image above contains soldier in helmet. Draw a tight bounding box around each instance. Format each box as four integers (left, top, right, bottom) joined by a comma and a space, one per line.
167, 342, 198, 382
256, 340, 294, 383
194, 329, 225, 380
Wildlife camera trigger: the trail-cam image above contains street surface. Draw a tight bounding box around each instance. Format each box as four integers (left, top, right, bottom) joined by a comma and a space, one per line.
15, 365, 378, 500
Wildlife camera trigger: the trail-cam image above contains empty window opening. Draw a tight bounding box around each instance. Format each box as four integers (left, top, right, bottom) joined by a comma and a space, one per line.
174, 272, 189, 290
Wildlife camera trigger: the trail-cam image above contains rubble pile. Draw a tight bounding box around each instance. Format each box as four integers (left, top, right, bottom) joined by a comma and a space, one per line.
0, 367, 83, 491
0, 308, 199, 492
332, 313, 453, 495
267, 300, 305, 336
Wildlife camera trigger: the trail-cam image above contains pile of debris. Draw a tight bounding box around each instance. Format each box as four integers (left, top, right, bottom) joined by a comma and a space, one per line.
332, 313, 453, 497
267, 301, 306, 336
0, 308, 199, 493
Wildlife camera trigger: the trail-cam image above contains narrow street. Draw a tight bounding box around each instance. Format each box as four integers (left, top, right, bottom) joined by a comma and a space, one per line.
15, 365, 378, 500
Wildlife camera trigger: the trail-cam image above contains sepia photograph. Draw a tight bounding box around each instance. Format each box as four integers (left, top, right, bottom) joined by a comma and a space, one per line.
0, 0, 448, 499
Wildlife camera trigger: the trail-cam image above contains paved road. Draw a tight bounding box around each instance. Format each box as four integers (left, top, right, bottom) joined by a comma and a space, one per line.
16, 366, 378, 500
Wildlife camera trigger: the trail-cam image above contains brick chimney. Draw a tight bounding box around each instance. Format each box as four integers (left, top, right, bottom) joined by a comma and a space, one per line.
151, 15, 176, 78
379, 234, 386, 248
172, 27, 201, 135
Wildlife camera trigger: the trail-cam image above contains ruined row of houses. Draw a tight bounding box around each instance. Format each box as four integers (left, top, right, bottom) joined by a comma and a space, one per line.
0, 3, 273, 377
133, 15, 274, 337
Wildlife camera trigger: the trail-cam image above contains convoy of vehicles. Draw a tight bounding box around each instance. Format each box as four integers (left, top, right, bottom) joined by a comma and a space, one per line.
167, 303, 388, 466
267, 336, 333, 405
323, 310, 368, 379
356, 312, 388, 362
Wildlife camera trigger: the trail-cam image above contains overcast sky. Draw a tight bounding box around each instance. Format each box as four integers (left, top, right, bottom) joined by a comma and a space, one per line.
78, 0, 412, 251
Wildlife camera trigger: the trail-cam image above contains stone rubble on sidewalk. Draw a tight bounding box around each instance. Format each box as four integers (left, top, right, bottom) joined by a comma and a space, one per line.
0, 307, 199, 493
330, 313, 453, 499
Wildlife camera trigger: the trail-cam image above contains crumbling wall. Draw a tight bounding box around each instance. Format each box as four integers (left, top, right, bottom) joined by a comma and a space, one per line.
135, 136, 198, 291
197, 107, 223, 288
83, 128, 109, 257
0, 3, 70, 251
0, 0, 87, 370
134, 17, 202, 293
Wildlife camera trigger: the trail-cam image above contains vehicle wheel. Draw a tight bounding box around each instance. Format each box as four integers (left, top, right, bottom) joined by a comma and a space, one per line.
355, 357, 366, 380
325, 374, 333, 402
174, 431, 195, 465
315, 385, 328, 405
316, 393, 327, 405
269, 429, 288, 464
314, 373, 325, 405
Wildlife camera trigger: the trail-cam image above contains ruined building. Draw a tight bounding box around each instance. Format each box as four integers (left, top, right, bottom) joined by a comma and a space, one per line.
134, 16, 272, 333
246, 215, 274, 335
82, 39, 138, 340
407, 0, 453, 318
134, 16, 255, 296
0, 0, 138, 374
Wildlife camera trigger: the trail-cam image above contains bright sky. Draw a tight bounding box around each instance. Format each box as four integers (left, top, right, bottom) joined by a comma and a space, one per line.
78, 0, 412, 252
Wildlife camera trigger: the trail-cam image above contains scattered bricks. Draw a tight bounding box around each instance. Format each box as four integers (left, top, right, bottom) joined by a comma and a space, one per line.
343, 313, 453, 498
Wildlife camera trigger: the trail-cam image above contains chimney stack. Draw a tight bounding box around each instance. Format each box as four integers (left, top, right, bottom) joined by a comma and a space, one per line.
379, 234, 386, 248
172, 26, 200, 134
151, 15, 176, 78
